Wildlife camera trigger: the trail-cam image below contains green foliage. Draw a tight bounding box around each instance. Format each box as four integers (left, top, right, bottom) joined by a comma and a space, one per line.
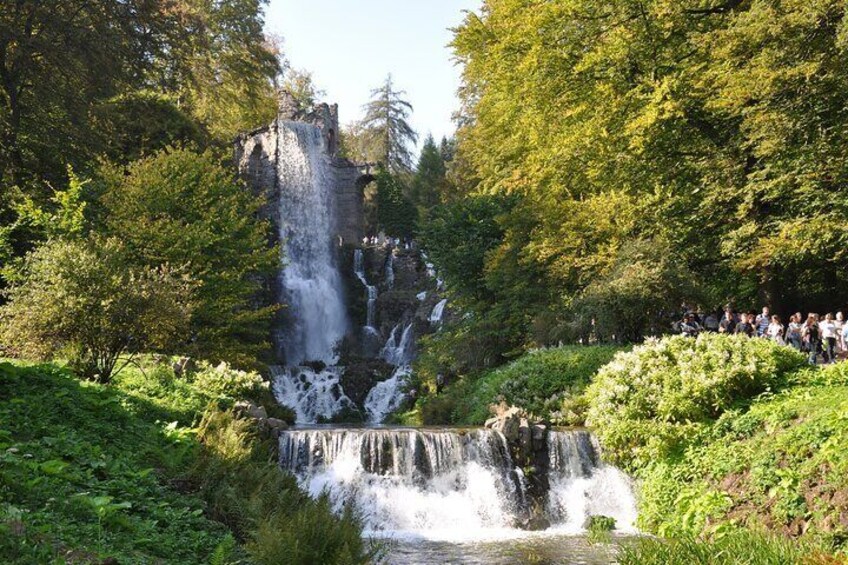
283, 68, 326, 113
585, 334, 806, 471
191, 409, 379, 565
0, 358, 372, 563
447, 0, 848, 341
444, 345, 623, 425
411, 134, 448, 214
0, 361, 233, 563
586, 515, 616, 544
359, 74, 419, 173
188, 361, 268, 401
100, 147, 278, 367
375, 169, 418, 238
637, 382, 848, 552
0, 238, 195, 382
571, 239, 702, 343
618, 530, 820, 565
92, 91, 207, 163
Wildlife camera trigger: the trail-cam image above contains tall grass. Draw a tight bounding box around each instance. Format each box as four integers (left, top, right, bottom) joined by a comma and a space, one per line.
192, 409, 383, 565
618, 531, 838, 565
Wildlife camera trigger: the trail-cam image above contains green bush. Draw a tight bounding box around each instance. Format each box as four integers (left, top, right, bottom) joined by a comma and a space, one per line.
191, 409, 379, 565
637, 382, 848, 551
189, 361, 268, 400
0, 238, 195, 382
450, 345, 624, 425
100, 147, 279, 368
585, 334, 806, 470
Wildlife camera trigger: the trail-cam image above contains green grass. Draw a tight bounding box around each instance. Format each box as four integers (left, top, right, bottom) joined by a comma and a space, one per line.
0, 360, 233, 563
0, 357, 372, 564
419, 345, 624, 425
618, 530, 827, 565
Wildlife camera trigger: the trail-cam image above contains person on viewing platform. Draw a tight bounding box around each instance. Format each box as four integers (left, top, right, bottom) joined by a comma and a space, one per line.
719, 308, 737, 334
755, 306, 771, 337
836, 311, 845, 354
703, 311, 720, 332
767, 315, 785, 345
735, 313, 755, 337
680, 313, 702, 337
820, 313, 838, 364
787, 313, 804, 350
803, 314, 821, 365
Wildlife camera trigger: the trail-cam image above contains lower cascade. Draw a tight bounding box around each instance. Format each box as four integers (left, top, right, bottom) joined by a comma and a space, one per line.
278, 427, 637, 541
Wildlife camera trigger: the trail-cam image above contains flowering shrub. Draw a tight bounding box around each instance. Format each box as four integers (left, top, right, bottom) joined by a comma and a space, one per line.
585, 334, 806, 471
189, 361, 268, 400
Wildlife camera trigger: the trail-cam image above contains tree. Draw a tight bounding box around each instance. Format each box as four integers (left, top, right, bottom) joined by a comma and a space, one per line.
359, 75, 418, 173
100, 148, 279, 367
283, 68, 326, 113
375, 170, 417, 238
0, 238, 194, 383
571, 239, 702, 343
410, 135, 447, 214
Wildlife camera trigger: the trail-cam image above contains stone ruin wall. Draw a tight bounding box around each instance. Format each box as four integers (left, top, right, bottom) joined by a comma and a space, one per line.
234, 94, 367, 246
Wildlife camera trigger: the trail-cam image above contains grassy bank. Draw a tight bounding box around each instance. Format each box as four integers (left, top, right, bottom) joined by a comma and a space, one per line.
583, 335, 848, 558
0, 358, 375, 564
412, 345, 624, 425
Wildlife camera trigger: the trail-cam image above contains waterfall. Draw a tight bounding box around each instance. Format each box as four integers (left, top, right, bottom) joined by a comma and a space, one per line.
353, 249, 378, 329
271, 121, 352, 423
276, 121, 348, 365
365, 323, 416, 423
380, 323, 415, 366
279, 427, 522, 539
272, 366, 356, 423
546, 430, 638, 534
429, 299, 448, 325
279, 428, 638, 540
385, 253, 395, 289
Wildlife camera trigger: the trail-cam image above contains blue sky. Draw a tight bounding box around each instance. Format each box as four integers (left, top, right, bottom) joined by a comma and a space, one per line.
264, 0, 481, 149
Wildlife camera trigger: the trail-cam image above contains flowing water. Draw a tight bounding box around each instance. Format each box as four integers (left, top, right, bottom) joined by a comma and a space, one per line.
266, 117, 637, 563
272, 121, 352, 423
429, 299, 448, 325
279, 427, 638, 563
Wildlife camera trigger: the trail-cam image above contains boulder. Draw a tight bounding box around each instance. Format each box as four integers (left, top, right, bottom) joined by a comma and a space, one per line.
234, 401, 268, 420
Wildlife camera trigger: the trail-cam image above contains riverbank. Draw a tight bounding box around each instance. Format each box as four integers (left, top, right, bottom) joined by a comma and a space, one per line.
413, 335, 848, 560
0, 358, 375, 564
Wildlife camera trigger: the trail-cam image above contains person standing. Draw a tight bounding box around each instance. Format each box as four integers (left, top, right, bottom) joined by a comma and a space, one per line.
680, 313, 702, 337
835, 312, 845, 357
735, 313, 755, 337
820, 313, 838, 364
755, 306, 771, 338
703, 311, 720, 332
803, 314, 821, 365
767, 315, 785, 345
719, 308, 737, 334
786, 313, 803, 350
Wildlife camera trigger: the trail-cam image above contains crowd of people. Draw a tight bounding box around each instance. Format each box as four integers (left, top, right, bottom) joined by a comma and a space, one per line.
677, 307, 848, 365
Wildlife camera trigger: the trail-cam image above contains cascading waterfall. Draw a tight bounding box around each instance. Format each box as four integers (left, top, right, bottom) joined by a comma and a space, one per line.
429, 299, 448, 325
385, 253, 395, 289
380, 323, 415, 366
364, 323, 416, 422
546, 430, 638, 534
279, 427, 638, 541
272, 365, 356, 423
272, 121, 352, 423
353, 249, 378, 330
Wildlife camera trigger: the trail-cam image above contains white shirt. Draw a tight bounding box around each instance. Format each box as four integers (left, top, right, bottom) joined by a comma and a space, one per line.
820, 320, 837, 339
